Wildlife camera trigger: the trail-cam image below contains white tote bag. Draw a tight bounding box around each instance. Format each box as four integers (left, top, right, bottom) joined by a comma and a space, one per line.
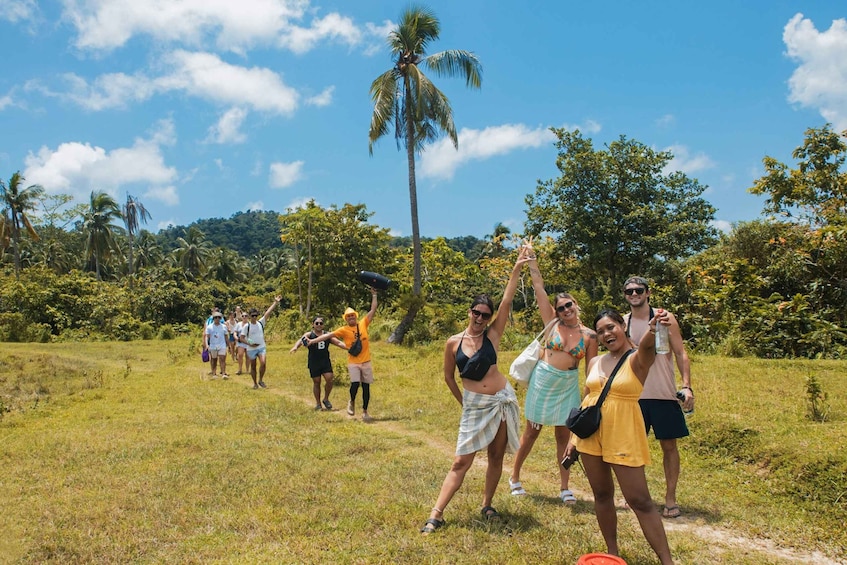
509, 319, 559, 384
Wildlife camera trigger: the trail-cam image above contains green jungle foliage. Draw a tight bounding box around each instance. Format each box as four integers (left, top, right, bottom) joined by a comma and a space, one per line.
2, 126, 846, 358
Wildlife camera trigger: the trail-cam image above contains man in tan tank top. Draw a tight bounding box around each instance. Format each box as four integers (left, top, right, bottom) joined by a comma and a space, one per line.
623, 276, 695, 519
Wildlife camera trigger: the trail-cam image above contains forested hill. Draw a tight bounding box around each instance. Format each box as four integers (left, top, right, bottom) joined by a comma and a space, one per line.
157, 211, 285, 257
155, 210, 486, 260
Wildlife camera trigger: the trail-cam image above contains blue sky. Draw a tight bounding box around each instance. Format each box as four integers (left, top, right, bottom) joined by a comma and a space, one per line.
2, 1, 846, 239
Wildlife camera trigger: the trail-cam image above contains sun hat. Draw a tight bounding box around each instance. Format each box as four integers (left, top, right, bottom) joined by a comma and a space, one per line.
343, 307, 358, 318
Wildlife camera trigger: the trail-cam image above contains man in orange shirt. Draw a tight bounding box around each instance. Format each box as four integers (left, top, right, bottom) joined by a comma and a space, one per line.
310, 287, 378, 422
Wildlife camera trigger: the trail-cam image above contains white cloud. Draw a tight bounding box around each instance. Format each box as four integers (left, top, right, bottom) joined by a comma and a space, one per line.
364, 20, 394, 56
664, 144, 715, 175
420, 124, 555, 180
269, 160, 304, 188
655, 114, 675, 128
207, 107, 248, 144
61, 1, 371, 55
0, 0, 36, 22
144, 185, 179, 206
285, 196, 316, 211
305, 86, 334, 107
51, 50, 301, 114
711, 219, 733, 234
245, 200, 264, 211
157, 218, 177, 230
0, 93, 12, 110
158, 50, 300, 114
280, 12, 362, 54
63, 0, 306, 52
784, 13, 847, 131
22, 122, 178, 202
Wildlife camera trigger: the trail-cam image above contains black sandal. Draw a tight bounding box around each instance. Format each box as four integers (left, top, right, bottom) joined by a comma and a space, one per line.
420, 518, 444, 534
481, 506, 501, 521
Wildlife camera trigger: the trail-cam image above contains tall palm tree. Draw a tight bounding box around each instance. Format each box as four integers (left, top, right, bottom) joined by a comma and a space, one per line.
122, 194, 151, 280
82, 191, 123, 280
368, 5, 482, 343
1, 172, 45, 277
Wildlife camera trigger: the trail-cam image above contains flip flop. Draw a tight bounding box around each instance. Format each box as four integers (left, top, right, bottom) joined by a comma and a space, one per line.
481, 506, 501, 521
420, 518, 444, 534
662, 505, 681, 518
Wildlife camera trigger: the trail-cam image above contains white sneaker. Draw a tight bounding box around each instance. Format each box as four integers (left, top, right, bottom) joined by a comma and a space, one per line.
346, 401, 354, 416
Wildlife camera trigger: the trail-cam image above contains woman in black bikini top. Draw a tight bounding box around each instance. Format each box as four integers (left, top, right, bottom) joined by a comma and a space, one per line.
455, 330, 497, 381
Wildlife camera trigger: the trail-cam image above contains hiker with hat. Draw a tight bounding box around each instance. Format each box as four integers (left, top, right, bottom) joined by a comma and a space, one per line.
204, 311, 230, 379
309, 287, 378, 422
239, 296, 282, 389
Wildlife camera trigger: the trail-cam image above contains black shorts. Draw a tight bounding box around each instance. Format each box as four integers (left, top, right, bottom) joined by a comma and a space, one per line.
639, 399, 689, 440
308, 360, 333, 379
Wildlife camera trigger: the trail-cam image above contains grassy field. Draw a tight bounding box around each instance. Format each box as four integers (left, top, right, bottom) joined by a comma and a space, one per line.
1, 338, 845, 564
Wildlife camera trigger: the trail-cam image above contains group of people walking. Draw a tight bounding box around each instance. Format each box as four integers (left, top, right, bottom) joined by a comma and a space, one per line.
420, 243, 692, 565
202, 296, 282, 389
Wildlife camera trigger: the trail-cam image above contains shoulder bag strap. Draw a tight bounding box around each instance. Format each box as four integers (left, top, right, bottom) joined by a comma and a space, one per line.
595, 349, 634, 409
535, 318, 560, 344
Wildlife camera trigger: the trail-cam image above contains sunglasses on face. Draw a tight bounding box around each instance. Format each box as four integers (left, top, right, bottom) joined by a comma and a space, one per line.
624, 287, 646, 296
470, 309, 492, 321
314, 321, 323, 325
556, 301, 575, 313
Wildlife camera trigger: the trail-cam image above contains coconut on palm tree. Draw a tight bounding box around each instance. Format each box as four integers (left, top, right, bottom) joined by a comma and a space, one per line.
1, 172, 45, 277
368, 5, 482, 344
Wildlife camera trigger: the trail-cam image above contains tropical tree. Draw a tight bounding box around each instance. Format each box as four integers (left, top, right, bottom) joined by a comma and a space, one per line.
525, 128, 718, 301
133, 230, 163, 272
172, 226, 212, 280
122, 194, 152, 280
82, 191, 123, 281
750, 123, 847, 227
368, 4, 482, 344
1, 171, 45, 277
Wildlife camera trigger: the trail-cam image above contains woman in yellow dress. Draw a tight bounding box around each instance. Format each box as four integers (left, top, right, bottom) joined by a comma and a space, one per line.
563, 307, 674, 564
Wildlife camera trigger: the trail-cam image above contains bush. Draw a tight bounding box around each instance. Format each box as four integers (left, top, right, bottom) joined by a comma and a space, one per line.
158, 325, 176, 340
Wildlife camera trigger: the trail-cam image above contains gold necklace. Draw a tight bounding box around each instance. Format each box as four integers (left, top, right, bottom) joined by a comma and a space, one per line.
466, 329, 485, 338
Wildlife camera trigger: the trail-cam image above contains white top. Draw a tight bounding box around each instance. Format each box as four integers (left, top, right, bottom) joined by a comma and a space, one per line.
242, 316, 267, 347
206, 321, 228, 350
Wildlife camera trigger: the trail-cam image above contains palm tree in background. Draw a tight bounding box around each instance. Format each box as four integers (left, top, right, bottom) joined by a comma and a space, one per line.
368, 5, 482, 343
1, 171, 45, 278
82, 191, 123, 281
172, 226, 212, 280
133, 230, 162, 272
123, 194, 152, 280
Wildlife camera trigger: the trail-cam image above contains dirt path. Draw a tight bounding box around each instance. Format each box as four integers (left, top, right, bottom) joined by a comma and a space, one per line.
230, 373, 843, 565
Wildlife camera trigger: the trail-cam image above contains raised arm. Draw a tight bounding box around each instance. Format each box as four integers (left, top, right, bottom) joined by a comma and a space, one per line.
263, 295, 282, 320
489, 248, 532, 339
630, 309, 669, 383
364, 287, 378, 323
525, 255, 556, 325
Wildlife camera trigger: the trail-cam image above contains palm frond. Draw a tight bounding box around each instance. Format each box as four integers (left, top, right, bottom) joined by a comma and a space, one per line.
425, 50, 482, 88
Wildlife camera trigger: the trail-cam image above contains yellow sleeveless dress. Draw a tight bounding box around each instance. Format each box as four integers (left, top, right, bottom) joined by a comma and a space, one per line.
573, 355, 650, 467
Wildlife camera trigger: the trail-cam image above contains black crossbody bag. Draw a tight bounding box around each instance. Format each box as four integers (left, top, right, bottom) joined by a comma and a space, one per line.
565, 349, 634, 439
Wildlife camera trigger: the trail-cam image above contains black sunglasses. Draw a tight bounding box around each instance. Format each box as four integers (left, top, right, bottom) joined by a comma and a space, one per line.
314, 321, 324, 325
470, 309, 492, 321
624, 288, 646, 296
556, 301, 575, 312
